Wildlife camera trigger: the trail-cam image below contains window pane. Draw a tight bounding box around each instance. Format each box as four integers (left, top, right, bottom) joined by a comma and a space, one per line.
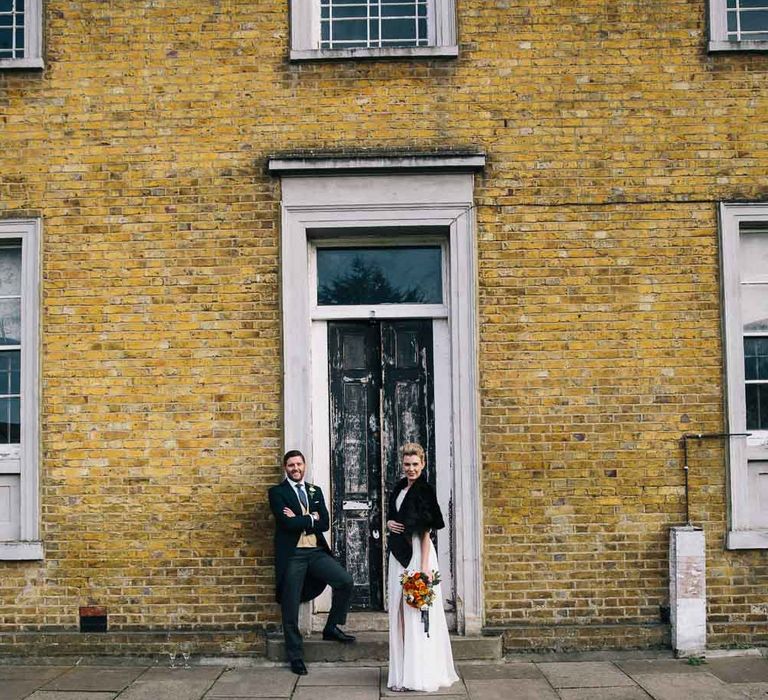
747, 384, 768, 430
739, 232, 768, 282
334, 4, 369, 18
741, 285, 768, 332
8, 397, 19, 443
0, 300, 20, 345
317, 246, 442, 305
727, 3, 768, 39
745, 337, 768, 380
0, 351, 20, 444
741, 10, 768, 32
0, 247, 21, 297
330, 19, 368, 42
381, 18, 417, 40
0, 0, 22, 59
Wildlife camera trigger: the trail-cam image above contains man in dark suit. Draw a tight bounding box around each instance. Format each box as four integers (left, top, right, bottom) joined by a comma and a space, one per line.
268, 449, 356, 675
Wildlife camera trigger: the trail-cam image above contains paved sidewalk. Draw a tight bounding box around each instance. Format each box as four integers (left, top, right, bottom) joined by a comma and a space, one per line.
1, 654, 767, 699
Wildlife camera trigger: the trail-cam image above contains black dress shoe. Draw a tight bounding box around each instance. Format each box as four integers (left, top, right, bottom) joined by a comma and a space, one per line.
322, 625, 356, 644
290, 659, 308, 675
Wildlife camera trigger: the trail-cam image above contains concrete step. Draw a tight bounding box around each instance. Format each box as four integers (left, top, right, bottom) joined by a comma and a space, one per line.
314, 612, 389, 632
266, 631, 502, 662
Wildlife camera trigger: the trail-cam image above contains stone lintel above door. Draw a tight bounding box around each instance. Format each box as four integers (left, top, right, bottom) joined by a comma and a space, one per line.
268, 151, 486, 177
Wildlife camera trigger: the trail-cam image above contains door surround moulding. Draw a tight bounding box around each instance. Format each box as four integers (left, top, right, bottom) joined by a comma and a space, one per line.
271, 155, 485, 634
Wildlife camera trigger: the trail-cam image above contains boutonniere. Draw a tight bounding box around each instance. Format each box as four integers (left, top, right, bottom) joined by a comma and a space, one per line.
307, 485, 317, 497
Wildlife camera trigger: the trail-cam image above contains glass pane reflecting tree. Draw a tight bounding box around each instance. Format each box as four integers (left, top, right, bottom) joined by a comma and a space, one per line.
317, 246, 442, 305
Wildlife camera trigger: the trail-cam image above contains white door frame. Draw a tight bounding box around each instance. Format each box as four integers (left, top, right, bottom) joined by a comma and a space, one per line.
273, 158, 485, 634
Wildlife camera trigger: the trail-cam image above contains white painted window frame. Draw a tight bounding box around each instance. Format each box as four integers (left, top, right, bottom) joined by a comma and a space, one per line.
273, 157, 484, 633
709, 0, 768, 52
0, 0, 44, 70
290, 0, 458, 61
0, 219, 41, 561
720, 202, 768, 549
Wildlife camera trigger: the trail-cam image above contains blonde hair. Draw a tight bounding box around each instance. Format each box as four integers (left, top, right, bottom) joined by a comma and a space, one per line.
401, 442, 425, 465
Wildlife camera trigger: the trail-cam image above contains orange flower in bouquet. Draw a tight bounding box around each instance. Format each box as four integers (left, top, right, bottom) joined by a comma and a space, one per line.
400, 569, 441, 637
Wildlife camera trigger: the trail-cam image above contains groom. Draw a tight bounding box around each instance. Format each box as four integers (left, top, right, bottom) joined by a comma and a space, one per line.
268, 449, 356, 675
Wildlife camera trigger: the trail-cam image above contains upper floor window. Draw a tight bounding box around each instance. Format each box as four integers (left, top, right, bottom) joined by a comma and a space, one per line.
709, 0, 768, 51
291, 0, 457, 60
0, 0, 43, 69
320, 0, 428, 50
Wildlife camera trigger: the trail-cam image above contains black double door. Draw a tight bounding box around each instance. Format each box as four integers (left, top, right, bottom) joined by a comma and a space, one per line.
328, 320, 435, 610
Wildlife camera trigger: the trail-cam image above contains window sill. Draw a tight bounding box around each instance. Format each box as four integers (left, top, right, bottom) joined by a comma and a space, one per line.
290, 46, 459, 62
0, 541, 43, 560
0, 57, 44, 70
726, 529, 768, 549
709, 40, 768, 52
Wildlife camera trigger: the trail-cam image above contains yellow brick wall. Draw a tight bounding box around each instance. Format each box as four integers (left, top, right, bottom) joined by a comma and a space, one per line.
0, 0, 766, 648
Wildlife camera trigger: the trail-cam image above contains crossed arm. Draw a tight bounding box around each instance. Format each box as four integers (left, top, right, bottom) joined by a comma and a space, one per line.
268, 487, 330, 535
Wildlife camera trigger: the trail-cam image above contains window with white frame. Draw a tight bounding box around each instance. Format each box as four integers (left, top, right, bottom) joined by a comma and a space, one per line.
0, 0, 43, 69
709, 0, 768, 51
315, 243, 445, 306
290, 0, 457, 60
721, 204, 768, 549
0, 220, 41, 561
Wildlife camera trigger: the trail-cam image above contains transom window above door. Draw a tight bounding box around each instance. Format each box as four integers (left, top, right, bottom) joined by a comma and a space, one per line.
316, 246, 443, 306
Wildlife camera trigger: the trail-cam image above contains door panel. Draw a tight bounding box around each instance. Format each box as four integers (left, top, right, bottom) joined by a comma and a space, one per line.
381, 320, 435, 492
329, 320, 435, 611
329, 322, 382, 609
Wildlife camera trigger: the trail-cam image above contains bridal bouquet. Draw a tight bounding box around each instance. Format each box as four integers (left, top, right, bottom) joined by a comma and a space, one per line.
400, 569, 441, 637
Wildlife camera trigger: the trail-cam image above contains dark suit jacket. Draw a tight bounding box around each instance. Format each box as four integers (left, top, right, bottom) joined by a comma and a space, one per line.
387, 475, 445, 568
268, 479, 332, 603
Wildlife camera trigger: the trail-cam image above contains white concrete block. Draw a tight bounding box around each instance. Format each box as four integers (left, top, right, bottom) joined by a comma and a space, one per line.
669, 526, 706, 657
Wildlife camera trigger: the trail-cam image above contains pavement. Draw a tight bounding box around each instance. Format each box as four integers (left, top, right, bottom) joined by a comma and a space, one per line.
1, 653, 767, 700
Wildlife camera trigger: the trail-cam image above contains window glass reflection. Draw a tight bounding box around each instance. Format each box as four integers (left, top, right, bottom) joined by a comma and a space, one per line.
0, 351, 20, 443
317, 246, 442, 305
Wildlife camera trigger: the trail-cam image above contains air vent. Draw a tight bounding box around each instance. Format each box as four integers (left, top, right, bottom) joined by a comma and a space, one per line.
79, 606, 107, 633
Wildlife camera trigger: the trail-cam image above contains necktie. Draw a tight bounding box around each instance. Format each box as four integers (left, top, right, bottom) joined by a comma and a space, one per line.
296, 484, 309, 510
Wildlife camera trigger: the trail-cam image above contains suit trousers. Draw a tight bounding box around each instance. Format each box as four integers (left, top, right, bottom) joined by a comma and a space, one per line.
281, 547, 354, 661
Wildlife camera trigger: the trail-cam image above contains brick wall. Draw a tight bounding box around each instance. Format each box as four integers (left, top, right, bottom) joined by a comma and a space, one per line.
0, 0, 766, 649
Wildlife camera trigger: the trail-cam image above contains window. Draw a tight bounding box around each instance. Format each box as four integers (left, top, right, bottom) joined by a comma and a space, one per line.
0, 220, 40, 560
709, 0, 768, 51
320, 0, 428, 50
316, 245, 443, 305
721, 204, 768, 548
290, 0, 457, 60
0, 0, 43, 69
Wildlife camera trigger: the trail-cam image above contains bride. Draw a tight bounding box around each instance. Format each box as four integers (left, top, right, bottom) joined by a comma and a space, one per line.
386, 442, 459, 692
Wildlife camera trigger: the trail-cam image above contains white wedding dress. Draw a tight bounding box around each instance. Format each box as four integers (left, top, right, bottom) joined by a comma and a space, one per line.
387, 489, 459, 692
